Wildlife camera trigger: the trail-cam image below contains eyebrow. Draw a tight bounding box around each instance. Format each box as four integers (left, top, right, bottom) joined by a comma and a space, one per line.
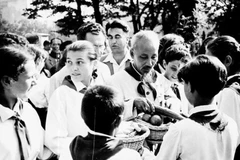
67, 57, 84, 60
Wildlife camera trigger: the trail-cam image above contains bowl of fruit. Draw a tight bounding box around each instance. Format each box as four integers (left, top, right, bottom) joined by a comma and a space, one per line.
135, 113, 169, 143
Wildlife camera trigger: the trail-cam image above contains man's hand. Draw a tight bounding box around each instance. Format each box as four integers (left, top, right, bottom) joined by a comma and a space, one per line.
133, 97, 155, 114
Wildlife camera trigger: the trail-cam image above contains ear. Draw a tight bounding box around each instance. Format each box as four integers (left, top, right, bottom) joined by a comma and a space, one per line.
224, 55, 232, 68
112, 116, 122, 128
188, 82, 195, 93
1, 76, 13, 88
162, 60, 167, 69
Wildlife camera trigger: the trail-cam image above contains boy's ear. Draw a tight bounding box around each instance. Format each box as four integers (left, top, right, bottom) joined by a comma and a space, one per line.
113, 116, 122, 128
224, 55, 232, 68
1, 76, 13, 88
163, 60, 167, 69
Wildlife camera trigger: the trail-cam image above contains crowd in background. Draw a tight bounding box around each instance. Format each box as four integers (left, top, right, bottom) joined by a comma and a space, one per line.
0, 18, 239, 160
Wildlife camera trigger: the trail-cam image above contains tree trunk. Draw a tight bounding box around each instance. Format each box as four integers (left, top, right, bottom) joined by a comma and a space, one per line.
130, 0, 138, 33
75, 0, 84, 27
92, 0, 103, 25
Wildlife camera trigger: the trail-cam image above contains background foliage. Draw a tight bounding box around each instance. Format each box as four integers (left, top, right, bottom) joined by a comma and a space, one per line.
2, 0, 240, 44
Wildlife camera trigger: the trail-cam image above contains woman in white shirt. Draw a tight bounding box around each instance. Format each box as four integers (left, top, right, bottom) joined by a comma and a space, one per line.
45, 40, 104, 159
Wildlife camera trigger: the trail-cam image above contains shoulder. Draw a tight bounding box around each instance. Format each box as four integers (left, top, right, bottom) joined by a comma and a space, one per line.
22, 100, 38, 116
167, 119, 199, 134
51, 85, 80, 100
97, 61, 111, 73
217, 87, 240, 100
109, 70, 128, 80
50, 66, 69, 81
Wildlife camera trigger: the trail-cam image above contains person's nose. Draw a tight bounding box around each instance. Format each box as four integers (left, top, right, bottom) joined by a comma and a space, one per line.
72, 63, 79, 71
111, 37, 117, 44
146, 58, 153, 67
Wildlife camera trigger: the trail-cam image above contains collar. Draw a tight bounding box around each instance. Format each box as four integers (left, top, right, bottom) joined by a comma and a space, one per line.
62, 75, 87, 92
125, 62, 143, 81
0, 99, 22, 122
103, 49, 132, 64
71, 78, 87, 92
189, 104, 218, 117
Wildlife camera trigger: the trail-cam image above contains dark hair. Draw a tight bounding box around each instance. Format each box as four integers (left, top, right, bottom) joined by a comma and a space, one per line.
56, 40, 73, 72
65, 40, 97, 61
164, 44, 191, 64
206, 35, 240, 76
28, 44, 48, 66
105, 19, 130, 34
0, 46, 33, 86
81, 85, 124, 133
43, 40, 50, 46
77, 22, 106, 40
178, 55, 227, 99
0, 32, 29, 48
196, 36, 216, 56
60, 40, 73, 51
25, 33, 40, 44
158, 33, 185, 67
50, 37, 63, 44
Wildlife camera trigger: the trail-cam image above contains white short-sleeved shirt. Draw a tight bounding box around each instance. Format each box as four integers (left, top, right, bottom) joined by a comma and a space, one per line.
156, 105, 239, 160
215, 87, 240, 144
45, 85, 89, 157
0, 99, 45, 160
102, 51, 132, 74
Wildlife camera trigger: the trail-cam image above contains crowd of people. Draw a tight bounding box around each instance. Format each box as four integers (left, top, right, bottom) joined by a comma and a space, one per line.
0, 19, 239, 160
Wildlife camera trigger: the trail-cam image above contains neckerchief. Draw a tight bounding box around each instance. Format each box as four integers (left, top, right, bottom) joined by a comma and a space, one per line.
62, 75, 87, 94
125, 63, 157, 100
189, 109, 228, 132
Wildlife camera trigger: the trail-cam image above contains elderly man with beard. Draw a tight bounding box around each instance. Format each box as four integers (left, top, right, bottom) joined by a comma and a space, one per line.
106, 30, 165, 120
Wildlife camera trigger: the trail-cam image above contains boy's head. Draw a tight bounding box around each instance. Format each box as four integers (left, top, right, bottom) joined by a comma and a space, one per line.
163, 44, 191, 82
81, 85, 124, 135
178, 55, 227, 105
158, 33, 185, 68
206, 35, 240, 77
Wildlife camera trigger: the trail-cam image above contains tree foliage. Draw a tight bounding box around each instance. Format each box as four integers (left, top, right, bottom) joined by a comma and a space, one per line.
23, 0, 224, 43
205, 0, 240, 42
0, 17, 53, 37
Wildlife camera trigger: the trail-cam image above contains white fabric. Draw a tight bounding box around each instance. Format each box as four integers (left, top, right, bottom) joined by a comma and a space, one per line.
0, 99, 49, 160
45, 85, 89, 157
106, 70, 165, 120
160, 74, 191, 115
156, 105, 239, 160
28, 72, 49, 108
215, 87, 240, 144
103, 51, 132, 74
46, 66, 69, 101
